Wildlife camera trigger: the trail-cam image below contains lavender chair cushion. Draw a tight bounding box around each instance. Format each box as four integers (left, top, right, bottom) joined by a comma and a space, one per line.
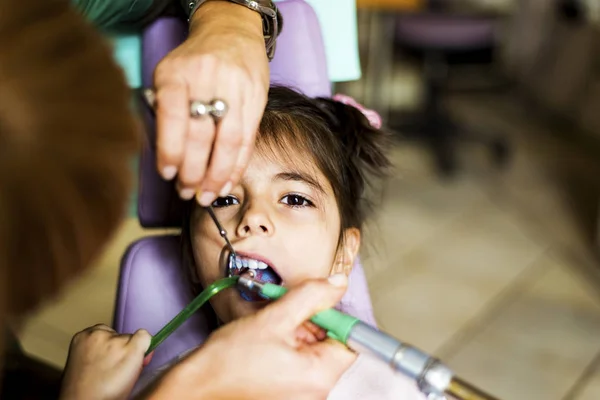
137, 18, 186, 228
396, 15, 496, 51
269, 0, 330, 98
114, 236, 210, 370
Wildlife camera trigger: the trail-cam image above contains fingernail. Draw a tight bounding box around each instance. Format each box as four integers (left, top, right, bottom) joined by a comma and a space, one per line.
328, 274, 347, 287
219, 181, 233, 197
197, 192, 216, 206
179, 188, 196, 200
162, 166, 177, 180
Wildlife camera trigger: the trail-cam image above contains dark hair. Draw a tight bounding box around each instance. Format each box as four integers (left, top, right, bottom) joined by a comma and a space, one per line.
255, 86, 391, 234
181, 86, 391, 295
0, 0, 140, 318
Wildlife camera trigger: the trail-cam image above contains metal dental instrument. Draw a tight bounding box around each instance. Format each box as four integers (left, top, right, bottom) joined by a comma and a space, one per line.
205, 206, 237, 274
237, 277, 500, 400
205, 206, 236, 256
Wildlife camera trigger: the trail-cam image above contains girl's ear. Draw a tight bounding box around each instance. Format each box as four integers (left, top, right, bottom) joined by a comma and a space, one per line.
332, 228, 361, 275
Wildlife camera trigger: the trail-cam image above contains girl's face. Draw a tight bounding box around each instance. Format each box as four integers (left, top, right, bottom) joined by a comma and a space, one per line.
190, 148, 360, 324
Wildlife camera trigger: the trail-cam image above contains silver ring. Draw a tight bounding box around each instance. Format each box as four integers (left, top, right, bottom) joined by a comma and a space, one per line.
190, 100, 210, 118
209, 99, 228, 120
190, 99, 228, 120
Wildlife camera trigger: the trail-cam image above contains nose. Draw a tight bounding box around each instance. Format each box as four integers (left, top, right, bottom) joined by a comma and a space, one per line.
236, 202, 274, 237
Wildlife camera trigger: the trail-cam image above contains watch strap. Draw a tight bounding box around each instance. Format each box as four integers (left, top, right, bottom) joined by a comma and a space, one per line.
184, 0, 281, 60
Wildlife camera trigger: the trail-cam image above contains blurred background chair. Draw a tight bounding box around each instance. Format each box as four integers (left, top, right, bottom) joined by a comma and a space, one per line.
388, 3, 511, 176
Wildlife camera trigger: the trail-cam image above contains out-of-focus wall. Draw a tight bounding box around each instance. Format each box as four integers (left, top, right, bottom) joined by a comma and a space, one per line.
502, 0, 600, 141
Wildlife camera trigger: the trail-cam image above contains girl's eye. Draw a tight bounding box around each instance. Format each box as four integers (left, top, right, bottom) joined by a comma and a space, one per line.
212, 196, 240, 208
280, 194, 314, 208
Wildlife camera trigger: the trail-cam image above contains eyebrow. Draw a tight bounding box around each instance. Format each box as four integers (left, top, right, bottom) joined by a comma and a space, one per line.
274, 171, 326, 194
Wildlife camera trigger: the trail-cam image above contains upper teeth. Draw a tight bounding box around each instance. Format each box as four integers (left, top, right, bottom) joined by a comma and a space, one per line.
235, 257, 268, 270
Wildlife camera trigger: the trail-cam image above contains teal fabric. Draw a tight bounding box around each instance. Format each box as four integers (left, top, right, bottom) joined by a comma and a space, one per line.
110, 34, 143, 88
72, 0, 154, 29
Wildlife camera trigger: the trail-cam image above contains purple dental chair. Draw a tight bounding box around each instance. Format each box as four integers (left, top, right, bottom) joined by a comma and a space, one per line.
113, 0, 378, 386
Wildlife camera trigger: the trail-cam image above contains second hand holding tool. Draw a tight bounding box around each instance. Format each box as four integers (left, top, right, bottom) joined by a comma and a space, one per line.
237, 276, 500, 400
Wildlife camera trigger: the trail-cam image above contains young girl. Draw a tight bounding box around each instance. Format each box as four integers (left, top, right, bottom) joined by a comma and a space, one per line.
176, 86, 426, 399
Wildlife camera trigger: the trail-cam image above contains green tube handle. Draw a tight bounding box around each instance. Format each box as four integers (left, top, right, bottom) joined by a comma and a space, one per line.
146, 276, 239, 355
260, 282, 360, 344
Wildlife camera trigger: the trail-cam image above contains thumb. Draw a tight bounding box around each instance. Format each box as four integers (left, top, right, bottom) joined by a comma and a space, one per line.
260, 274, 348, 335
311, 339, 358, 381
128, 329, 152, 359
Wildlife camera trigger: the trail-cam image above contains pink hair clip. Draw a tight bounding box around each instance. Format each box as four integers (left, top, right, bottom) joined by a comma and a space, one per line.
332, 94, 382, 129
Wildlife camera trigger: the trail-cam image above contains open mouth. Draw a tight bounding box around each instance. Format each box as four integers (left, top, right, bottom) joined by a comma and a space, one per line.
228, 253, 282, 302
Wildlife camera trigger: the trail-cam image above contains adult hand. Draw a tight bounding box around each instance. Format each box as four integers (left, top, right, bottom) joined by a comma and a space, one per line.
154, 1, 269, 205
146, 275, 357, 399
60, 325, 153, 400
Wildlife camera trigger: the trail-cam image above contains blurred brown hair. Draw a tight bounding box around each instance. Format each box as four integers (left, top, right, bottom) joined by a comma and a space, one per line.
0, 0, 140, 319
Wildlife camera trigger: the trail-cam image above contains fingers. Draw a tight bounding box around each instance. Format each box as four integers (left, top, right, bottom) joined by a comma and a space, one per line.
84, 324, 115, 333
176, 74, 217, 200
304, 321, 327, 341
310, 339, 357, 381
198, 74, 244, 204
314, 338, 357, 367
70, 325, 107, 350
155, 81, 188, 181
259, 274, 348, 337
227, 83, 265, 186
143, 352, 154, 367
121, 329, 153, 370
296, 322, 326, 344
128, 329, 152, 353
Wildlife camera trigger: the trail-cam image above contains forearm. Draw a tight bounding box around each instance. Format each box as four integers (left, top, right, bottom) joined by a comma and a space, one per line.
187, 0, 262, 39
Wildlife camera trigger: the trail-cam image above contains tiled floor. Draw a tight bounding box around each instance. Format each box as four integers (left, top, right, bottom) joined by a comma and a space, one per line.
18, 92, 600, 400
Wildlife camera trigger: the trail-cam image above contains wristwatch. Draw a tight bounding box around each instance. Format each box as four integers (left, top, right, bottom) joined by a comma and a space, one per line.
184, 0, 281, 61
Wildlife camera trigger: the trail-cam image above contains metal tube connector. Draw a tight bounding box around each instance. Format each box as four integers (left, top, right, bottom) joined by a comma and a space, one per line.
237, 276, 264, 293
347, 322, 452, 397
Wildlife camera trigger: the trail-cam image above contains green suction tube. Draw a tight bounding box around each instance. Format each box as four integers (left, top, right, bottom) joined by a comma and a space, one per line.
146, 276, 239, 355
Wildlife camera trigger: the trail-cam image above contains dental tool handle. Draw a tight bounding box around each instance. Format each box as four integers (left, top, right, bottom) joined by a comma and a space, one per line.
346, 321, 454, 397
258, 282, 500, 400
260, 283, 449, 394
259, 282, 360, 343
